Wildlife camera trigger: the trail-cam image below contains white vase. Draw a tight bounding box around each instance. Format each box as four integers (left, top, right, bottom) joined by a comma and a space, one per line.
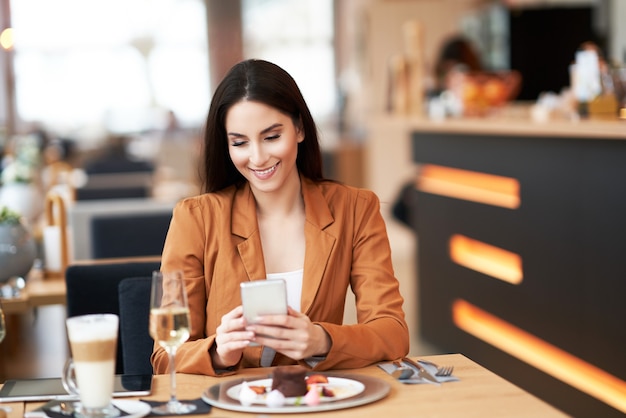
0, 183, 44, 222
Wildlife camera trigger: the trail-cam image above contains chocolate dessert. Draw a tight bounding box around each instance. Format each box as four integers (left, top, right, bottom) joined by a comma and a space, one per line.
271, 365, 308, 397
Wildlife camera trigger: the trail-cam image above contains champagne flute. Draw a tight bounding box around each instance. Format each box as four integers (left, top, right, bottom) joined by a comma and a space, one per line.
0, 299, 6, 344
149, 270, 196, 414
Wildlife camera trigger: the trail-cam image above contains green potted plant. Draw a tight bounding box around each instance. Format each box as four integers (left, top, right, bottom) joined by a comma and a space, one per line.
0, 133, 44, 222
0, 206, 22, 225
0, 206, 37, 285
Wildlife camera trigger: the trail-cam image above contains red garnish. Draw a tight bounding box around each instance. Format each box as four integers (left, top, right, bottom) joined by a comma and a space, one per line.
321, 386, 335, 397
306, 374, 329, 384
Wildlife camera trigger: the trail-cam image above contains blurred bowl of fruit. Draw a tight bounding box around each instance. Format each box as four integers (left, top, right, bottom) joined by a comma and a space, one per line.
459, 71, 521, 116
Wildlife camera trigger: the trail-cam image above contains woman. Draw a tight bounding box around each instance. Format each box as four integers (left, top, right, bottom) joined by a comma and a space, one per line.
433, 35, 482, 95
152, 59, 409, 376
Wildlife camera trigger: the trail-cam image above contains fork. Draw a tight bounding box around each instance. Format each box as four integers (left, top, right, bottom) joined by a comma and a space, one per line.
392, 359, 454, 379
435, 365, 454, 377
418, 359, 454, 377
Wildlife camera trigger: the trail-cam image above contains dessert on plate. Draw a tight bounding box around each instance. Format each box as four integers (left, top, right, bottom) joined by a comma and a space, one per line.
271, 365, 308, 397
237, 365, 336, 408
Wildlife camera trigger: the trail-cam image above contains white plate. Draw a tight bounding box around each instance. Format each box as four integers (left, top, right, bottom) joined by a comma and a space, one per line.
202, 373, 390, 414
226, 376, 365, 405
112, 400, 151, 418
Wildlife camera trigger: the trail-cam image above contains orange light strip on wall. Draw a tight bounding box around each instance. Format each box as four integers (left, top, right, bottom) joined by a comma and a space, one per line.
449, 234, 523, 284
416, 164, 520, 209
452, 299, 626, 413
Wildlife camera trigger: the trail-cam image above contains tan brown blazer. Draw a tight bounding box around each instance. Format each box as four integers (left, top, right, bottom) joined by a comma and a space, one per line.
152, 176, 410, 376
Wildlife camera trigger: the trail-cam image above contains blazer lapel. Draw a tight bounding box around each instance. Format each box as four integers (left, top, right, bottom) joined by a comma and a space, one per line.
232, 185, 266, 281
229, 178, 337, 311
300, 178, 335, 314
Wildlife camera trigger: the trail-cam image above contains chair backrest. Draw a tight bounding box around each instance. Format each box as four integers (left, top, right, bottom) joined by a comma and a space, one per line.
118, 276, 153, 375
90, 212, 171, 259
65, 261, 161, 374
75, 186, 150, 201
76, 161, 155, 201
68, 199, 174, 260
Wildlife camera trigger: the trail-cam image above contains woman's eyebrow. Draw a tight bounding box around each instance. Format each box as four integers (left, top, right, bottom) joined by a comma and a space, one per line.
260, 123, 283, 134
227, 123, 283, 137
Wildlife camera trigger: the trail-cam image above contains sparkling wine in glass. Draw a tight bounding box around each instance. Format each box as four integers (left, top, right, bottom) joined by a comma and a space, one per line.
149, 270, 196, 414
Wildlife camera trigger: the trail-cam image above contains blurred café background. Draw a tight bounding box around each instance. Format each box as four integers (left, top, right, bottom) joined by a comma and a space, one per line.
0, 1, 625, 417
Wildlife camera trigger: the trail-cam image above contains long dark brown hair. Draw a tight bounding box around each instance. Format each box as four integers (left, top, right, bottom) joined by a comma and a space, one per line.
201, 59, 324, 193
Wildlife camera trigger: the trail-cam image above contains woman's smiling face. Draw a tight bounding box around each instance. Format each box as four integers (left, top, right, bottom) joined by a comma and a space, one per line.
226, 100, 304, 194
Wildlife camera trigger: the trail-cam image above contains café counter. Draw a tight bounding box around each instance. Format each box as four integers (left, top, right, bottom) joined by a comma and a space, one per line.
366, 113, 626, 417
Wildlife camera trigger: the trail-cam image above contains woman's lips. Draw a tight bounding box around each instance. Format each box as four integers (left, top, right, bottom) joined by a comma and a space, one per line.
251, 162, 279, 179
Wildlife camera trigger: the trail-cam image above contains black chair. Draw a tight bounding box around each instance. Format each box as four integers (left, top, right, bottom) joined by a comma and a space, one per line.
84, 158, 154, 175
76, 153, 155, 201
75, 186, 150, 201
90, 212, 171, 259
118, 276, 154, 375
65, 261, 161, 374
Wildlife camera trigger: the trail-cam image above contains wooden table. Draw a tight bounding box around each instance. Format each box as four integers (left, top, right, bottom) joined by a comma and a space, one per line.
0, 255, 160, 315
0, 256, 160, 380
0, 276, 67, 380
2, 354, 567, 417
1, 278, 66, 315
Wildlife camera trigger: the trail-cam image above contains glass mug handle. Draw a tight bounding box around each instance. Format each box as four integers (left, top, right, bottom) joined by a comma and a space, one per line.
62, 358, 80, 397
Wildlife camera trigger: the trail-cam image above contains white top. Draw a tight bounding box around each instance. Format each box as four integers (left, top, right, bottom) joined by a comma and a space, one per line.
266, 269, 304, 312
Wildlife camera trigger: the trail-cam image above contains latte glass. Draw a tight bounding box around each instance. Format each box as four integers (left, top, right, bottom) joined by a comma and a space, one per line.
63, 314, 120, 418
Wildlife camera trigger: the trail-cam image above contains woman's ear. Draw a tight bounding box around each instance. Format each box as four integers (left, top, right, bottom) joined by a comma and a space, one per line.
296, 118, 305, 143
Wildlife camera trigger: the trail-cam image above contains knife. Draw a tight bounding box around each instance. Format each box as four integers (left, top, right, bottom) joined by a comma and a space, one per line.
402, 357, 441, 385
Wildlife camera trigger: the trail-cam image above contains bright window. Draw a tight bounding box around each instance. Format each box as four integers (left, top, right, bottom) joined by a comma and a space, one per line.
242, 0, 336, 127
10, 0, 210, 134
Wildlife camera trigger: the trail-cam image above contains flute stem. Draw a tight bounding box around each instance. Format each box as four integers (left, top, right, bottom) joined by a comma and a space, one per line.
168, 347, 178, 406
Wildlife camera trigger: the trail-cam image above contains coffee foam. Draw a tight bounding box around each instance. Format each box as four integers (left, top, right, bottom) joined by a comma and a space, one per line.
66, 314, 118, 342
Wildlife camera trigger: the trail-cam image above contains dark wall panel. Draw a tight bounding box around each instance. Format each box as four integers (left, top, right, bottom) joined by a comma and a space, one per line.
410, 131, 626, 418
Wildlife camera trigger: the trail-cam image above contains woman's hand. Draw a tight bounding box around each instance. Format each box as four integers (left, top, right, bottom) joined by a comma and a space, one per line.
211, 305, 254, 368
246, 307, 331, 360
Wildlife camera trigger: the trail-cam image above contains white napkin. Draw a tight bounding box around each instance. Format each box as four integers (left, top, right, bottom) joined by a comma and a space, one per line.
378, 360, 460, 384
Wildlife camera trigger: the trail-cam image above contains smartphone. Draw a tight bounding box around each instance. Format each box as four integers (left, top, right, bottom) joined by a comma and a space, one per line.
240, 279, 288, 325
0, 374, 152, 403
